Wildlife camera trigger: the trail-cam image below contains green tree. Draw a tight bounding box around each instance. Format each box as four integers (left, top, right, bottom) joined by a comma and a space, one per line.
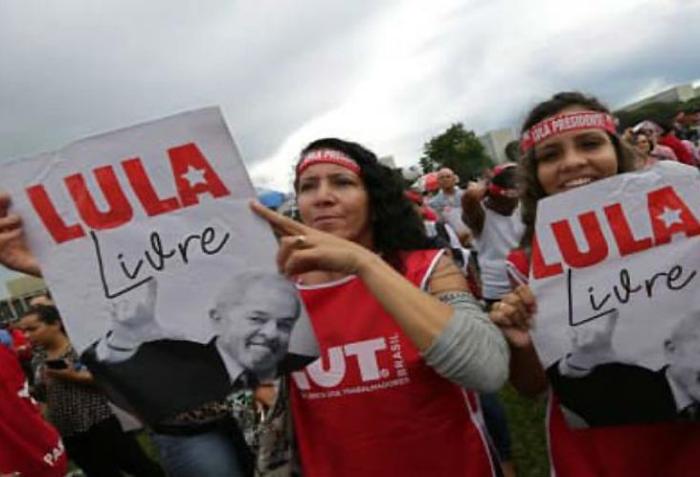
420, 123, 494, 182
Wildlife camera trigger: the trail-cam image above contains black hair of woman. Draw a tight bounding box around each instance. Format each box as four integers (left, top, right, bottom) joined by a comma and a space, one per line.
518, 91, 638, 248
296, 138, 432, 268
23, 304, 65, 334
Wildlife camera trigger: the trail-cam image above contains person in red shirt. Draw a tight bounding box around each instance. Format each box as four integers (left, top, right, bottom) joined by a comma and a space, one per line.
0, 344, 67, 477
251, 139, 509, 477
656, 118, 695, 166
8, 321, 34, 382
9, 325, 30, 358
0, 140, 509, 476
492, 91, 700, 477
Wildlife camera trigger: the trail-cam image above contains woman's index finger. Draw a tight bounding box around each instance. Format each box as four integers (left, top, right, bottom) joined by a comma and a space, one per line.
514, 284, 537, 309
0, 193, 11, 216
249, 200, 308, 236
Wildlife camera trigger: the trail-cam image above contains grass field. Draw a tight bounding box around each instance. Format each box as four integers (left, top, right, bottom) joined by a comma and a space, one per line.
500, 385, 550, 477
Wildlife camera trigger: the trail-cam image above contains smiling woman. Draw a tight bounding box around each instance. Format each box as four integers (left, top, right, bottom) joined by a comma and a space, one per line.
489, 91, 700, 477
533, 109, 618, 196
518, 92, 638, 249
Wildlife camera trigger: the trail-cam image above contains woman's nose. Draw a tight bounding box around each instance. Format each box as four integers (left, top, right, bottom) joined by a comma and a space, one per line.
313, 180, 335, 204
560, 146, 586, 170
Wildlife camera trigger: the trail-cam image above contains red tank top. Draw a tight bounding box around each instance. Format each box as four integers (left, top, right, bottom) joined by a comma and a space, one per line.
0, 346, 67, 477
291, 249, 497, 477
506, 249, 700, 477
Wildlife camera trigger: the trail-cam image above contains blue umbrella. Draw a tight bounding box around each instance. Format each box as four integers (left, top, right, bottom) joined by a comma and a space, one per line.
256, 188, 287, 209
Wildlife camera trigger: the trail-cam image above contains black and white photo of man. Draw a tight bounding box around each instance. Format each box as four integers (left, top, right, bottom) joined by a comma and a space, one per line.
210, 269, 301, 382
81, 270, 302, 424
548, 312, 700, 427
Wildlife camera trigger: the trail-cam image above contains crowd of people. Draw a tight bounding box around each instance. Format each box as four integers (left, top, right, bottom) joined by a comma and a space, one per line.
0, 92, 699, 477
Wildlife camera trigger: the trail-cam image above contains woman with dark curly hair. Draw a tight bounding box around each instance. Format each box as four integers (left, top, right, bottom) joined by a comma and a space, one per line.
252, 137, 509, 476
295, 138, 431, 265
491, 92, 700, 477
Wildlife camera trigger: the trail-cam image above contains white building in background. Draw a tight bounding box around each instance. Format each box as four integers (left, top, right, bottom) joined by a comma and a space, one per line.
479, 127, 517, 164
620, 83, 699, 112
475, 81, 700, 165
0, 275, 48, 323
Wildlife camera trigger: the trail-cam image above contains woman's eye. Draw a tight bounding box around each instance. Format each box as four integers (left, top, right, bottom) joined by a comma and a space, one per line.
334, 177, 356, 187
298, 182, 315, 192
536, 151, 558, 163
581, 140, 602, 150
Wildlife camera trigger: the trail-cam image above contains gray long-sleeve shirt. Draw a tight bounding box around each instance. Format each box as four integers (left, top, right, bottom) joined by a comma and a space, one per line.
422, 291, 509, 393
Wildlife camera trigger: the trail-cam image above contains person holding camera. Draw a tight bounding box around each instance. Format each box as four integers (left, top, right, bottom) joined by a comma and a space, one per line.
18, 305, 165, 477
461, 163, 524, 307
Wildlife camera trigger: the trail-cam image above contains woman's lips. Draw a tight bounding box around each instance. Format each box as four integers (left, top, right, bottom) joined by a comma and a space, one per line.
313, 216, 341, 226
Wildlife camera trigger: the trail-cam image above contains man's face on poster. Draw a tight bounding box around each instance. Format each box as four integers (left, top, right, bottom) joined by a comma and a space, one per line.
210, 277, 299, 377
666, 333, 700, 403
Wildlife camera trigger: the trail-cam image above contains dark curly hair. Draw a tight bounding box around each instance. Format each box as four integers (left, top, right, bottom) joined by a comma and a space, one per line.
519, 92, 638, 248
295, 138, 431, 269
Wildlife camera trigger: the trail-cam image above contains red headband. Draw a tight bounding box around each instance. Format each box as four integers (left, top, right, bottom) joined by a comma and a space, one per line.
296, 149, 361, 176
487, 163, 518, 198
488, 183, 519, 198
520, 111, 617, 154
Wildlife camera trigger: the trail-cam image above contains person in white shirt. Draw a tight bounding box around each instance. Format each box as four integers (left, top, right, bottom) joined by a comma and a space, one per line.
428, 168, 471, 245
461, 163, 524, 306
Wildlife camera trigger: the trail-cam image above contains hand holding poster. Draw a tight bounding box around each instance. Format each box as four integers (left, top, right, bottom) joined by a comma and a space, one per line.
531, 162, 700, 428
0, 108, 317, 425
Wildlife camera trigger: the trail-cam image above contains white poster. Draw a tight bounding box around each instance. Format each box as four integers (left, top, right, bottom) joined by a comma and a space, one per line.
0, 108, 317, 425
531, 162, 700, 427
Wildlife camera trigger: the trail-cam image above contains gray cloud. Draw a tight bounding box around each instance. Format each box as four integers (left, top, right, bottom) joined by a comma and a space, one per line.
0, 0, 699, 179
0, 0, 699, 292
0, 0, 388, 160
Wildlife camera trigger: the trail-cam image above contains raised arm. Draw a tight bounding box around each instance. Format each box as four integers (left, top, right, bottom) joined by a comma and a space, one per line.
490, 285, 548, 397
0, 193, 41, 276
419, 255, 510, 391
251, 201, 509, 392
460, 181, 486, 236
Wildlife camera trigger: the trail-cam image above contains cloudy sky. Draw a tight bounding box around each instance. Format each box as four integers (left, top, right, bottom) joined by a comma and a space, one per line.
0, 0, 699, 291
